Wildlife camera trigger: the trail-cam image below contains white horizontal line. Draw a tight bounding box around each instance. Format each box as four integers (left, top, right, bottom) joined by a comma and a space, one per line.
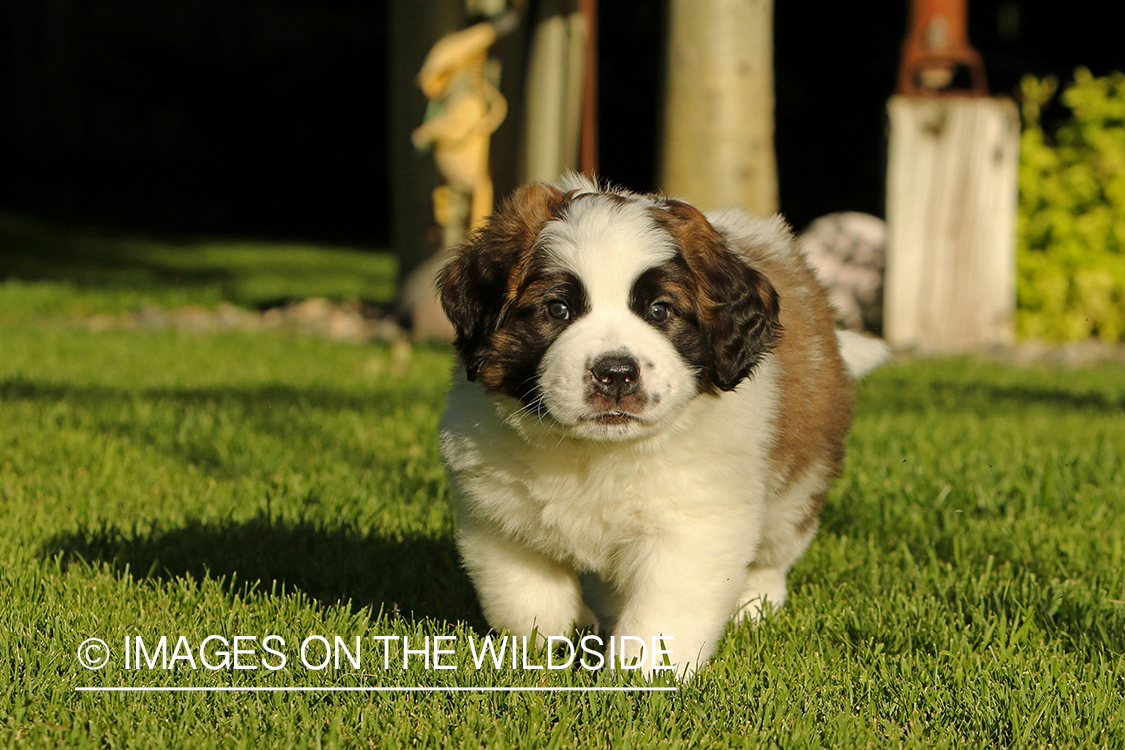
76, 686, 676, 693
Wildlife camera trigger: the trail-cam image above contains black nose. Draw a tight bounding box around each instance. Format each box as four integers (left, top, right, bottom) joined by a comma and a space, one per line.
590, 353, 640, 400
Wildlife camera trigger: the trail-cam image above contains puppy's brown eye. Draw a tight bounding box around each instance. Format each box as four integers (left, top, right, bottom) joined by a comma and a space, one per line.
547, 300, 570, 320
646, 302, 671, 324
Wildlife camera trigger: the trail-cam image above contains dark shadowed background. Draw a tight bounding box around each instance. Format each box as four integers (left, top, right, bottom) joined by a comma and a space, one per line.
1, 0, 1120, 247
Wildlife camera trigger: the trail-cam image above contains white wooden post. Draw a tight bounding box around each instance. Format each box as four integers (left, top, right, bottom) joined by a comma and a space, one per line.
884, 96, 1019, 352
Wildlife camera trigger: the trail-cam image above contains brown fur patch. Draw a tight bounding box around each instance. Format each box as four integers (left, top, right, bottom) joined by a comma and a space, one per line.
728, 229, 855, 494
653, 198, 851, 529
650, 200, 782, 391
438, 183, 573, 387
796, 493, 827, 536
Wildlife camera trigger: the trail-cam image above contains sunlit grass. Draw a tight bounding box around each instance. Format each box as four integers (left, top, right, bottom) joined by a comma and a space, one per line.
0, 223, 1122, 747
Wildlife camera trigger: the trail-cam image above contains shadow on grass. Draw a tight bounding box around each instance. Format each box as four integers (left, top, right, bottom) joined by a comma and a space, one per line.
858, 376, 1125, 416
0, 377, 438, 417
0, 213, 397, 307
41, 514, 486, 630
0, 377, 446, 476
0, 214, 233, 289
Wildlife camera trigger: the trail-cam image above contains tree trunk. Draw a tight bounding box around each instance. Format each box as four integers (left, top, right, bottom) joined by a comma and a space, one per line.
661, 0, 777, 216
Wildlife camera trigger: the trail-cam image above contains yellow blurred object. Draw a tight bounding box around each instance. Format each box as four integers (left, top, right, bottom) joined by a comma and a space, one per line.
412, 21, 508, 245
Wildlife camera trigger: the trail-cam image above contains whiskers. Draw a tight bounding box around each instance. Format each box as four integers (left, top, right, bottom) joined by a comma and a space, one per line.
512, 375, 553, 426
509, 376, 576, 449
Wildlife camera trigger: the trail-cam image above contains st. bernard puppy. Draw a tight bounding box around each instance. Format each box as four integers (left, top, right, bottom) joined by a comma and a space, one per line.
437, 175, 888, 678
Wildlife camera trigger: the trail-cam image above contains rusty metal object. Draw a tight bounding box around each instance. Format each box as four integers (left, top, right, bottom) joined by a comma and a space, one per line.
897, 0, 988, 97
578, 0, 599, 177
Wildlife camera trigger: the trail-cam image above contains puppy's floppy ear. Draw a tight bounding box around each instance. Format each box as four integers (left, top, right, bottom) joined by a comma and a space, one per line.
657, 200, 781, 391
438, 183, 569, 380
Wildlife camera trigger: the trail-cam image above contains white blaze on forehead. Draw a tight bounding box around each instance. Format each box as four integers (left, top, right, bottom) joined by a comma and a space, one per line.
538, 196, 675, 308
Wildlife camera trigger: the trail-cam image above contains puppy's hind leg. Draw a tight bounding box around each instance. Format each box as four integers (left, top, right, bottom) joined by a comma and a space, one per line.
736, 566, 790, 623
735, 490, 825, 624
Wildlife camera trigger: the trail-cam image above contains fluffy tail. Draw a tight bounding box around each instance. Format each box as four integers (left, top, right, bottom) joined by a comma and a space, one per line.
835, 330, 891, 379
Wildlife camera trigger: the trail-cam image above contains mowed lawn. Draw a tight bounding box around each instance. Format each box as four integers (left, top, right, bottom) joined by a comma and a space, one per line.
1, 219, 1123, 748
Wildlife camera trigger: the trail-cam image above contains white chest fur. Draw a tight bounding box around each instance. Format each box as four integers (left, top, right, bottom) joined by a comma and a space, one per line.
439, 359, 780, 575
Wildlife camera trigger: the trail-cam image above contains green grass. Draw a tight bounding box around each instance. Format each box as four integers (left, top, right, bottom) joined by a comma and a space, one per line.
1, 220, 1124, 748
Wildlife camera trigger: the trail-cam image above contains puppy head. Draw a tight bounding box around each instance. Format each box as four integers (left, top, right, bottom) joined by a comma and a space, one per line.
439, 180, 781, 440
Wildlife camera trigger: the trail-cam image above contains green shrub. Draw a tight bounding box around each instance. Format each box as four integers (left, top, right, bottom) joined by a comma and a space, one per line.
1018, 68, 1125, 342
